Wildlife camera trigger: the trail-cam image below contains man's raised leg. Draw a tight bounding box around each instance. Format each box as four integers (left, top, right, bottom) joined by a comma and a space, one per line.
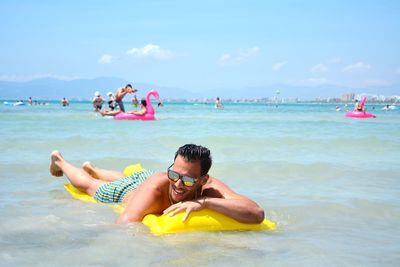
82, 161, 124, 182
50, 150, 106, 196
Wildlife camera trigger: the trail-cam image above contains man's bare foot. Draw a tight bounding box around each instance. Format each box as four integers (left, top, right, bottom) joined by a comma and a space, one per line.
82, 161, 101, 179
50, 150, 64, 177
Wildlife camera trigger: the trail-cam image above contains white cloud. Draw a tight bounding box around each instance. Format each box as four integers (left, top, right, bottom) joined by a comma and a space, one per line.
126, 44, 173, 60
0, 74, 86, 82
98, 54, 113, 64
310, 63, 328, 72
219, 54, 232, 63
343, 61, 371, 72
272, 61, 287, 71
219, 46, 260, 65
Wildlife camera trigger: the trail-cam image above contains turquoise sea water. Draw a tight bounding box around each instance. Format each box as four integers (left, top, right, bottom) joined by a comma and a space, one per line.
1, 101, 399, 266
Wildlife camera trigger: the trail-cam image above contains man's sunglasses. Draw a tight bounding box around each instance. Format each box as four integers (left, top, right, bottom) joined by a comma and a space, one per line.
167, 164, 199, 187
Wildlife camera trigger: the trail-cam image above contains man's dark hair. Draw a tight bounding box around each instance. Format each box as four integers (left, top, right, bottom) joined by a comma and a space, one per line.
141, 99, 147, 106
126, 84, 132, 88
175, 144, 212, 176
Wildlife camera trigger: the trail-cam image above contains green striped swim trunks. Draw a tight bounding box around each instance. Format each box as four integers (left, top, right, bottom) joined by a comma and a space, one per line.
94, 169, 154, 203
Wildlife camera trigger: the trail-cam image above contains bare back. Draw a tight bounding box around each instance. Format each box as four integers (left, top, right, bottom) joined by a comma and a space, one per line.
121, 173, 171, 215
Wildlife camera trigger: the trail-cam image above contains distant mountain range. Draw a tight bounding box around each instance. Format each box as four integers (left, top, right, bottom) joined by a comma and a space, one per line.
0, 77, 398, 100
0, 77, 194, 100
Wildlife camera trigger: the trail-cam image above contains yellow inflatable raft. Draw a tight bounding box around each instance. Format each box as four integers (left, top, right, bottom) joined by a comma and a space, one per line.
63, 163, 277, 235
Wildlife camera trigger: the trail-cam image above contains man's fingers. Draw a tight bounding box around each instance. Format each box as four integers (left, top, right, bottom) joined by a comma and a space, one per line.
169, 206, 185, 217
163, 202, 180, 214
163, 201, 198, 220
182, 209, 192, 222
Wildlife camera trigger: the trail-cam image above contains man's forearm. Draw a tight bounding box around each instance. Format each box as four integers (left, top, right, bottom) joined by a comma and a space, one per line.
203, 197, 265, 224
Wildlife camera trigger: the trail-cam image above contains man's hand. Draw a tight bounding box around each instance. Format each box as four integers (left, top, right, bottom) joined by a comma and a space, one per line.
163, 197, 207, 221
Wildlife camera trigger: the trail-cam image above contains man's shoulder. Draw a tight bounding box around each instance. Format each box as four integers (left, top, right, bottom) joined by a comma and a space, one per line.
206, 176, 222, 182
147, 171, 169, 184
204, 176, 236, 192
149, 171, 166, 177
139, 172, 169, 197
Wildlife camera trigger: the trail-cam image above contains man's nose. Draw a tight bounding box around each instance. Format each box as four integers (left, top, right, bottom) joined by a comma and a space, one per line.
174, 178, 185, 187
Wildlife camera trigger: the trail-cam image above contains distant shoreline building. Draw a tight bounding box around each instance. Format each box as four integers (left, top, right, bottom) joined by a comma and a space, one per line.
341, 93, 355, 102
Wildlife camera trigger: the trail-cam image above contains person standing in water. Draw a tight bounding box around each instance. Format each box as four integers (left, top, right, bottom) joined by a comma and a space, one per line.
215, 97, 223, 109
132, 95, 138, 108
115, 84, 138, 112
61, 97, 69, 107
92, 91, 104, 111
107, 92, 117, 111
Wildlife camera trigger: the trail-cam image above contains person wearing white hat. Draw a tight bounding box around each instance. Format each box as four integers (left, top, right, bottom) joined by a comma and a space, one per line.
107, 91, 117, 111
92, 91, 104, 111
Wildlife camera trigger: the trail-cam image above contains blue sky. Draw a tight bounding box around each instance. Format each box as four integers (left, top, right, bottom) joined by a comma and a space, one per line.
0, 0, 399, 96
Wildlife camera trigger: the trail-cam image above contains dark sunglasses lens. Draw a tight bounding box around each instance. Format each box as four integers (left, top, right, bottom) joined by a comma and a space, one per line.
182, 176, 195, 187
168, 170, 180, 181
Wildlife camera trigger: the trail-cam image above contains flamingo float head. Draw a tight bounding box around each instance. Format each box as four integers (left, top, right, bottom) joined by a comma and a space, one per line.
145, 90, 161, 115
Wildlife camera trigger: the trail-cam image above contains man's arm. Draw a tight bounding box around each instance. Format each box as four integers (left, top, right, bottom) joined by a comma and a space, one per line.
164, 177, 265, 224
201, 194, 265, 224
129, 107, 147, 116
116, 173, 167, 224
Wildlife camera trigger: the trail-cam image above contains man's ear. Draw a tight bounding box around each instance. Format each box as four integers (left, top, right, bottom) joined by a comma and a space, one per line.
200, 174, 209, 185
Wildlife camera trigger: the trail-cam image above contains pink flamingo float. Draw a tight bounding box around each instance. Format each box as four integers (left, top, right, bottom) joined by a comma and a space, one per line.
114, 90, 161, 120
345, 96, 376, 119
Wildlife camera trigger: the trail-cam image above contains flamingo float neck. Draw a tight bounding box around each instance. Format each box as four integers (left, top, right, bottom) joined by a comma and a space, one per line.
145, 90, 160, 115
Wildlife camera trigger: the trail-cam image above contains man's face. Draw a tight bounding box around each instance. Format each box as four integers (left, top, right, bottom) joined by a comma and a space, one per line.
168, 155, 203, 203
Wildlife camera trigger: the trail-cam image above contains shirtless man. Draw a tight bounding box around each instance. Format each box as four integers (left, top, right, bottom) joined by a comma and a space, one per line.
61, 97, 69, 107
115, 84, 138, 112
49, 144, 264, 224
215, 97, 223, 109
92, 92, 104, 111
